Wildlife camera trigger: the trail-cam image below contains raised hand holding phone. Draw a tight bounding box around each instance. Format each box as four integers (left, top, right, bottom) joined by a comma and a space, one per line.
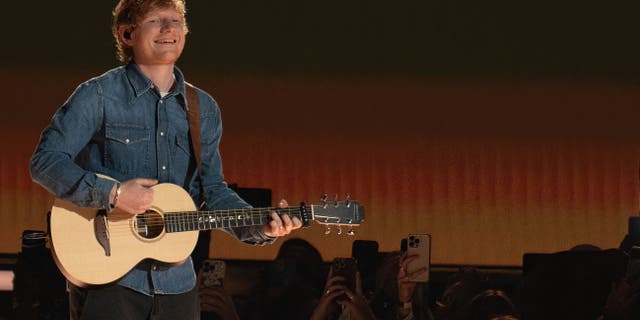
404, 234, 431, 283
197, 260, 239, 320
311, 258, 375, 320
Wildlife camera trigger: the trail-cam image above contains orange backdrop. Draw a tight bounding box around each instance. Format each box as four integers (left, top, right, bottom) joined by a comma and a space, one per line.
2, 71, 639, 266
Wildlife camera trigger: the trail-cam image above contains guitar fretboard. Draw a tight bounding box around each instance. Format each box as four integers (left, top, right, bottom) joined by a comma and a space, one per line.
164, 207, 309, 233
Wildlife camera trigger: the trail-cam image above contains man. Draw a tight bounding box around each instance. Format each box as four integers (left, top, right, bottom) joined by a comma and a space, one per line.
30, 0, 301, 319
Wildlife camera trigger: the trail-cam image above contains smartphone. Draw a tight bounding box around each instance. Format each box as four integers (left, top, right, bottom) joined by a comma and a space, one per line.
352, 240, 379, 270
200, 259, 226, 288
406, 234, 431, 282
352, 240, 378, 298
332, 257, 357, 292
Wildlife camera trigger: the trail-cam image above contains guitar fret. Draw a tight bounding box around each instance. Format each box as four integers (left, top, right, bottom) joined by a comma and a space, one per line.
244, 212, 251, 226
173, 213, 177, 232
174, 213, 178, 232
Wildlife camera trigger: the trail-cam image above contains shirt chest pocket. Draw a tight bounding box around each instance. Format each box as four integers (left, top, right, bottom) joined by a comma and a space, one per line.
105, 124, 150, 176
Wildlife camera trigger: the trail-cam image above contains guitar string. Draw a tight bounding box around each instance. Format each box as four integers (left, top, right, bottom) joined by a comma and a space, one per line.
103, 216, 357, 236
104, 212, 306, 230
101, 208, 315, 233
75, 202, 353, 232
103, 212, 354, 235
101, 212, 326, 236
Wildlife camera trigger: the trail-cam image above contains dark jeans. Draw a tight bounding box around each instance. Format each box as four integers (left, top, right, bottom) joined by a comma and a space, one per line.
68, 283, 199, 320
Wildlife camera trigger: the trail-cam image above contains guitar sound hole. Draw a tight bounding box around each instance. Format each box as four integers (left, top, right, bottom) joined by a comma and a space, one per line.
135, 211, 165, 239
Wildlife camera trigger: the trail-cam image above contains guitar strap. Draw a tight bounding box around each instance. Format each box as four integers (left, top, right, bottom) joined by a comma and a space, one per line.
185, 82, 206, 209
185, 82, 213, 271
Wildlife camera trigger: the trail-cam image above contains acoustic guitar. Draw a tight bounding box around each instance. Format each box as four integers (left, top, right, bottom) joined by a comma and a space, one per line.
49, 182, 364, 287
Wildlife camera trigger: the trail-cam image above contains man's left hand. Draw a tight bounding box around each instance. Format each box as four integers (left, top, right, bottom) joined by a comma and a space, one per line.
262, 199, 303, 237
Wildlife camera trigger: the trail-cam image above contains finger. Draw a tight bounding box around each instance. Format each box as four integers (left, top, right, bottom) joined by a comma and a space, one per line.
407, 267, 428, 279
266, 220, 280, 236
269, 211, 284, 235
402, 255, 418, 269
135, 178, 159, 187
291, 216, 303, 229
270, 211, 283, 226
281, 214, 293, 234
401, 251, 408, 260
340, 284, 354, 296
323, 286, 346, 295
322, 289, 346, 302
326, 276, 347, 287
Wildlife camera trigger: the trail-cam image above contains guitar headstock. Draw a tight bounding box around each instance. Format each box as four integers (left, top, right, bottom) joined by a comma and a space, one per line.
308, 194, 365, 235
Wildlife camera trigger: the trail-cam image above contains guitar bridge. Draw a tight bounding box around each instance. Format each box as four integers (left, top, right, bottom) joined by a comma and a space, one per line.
94, 210, 111, 256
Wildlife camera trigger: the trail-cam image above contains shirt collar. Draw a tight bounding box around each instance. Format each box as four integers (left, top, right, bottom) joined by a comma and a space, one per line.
125, 61, 187, 99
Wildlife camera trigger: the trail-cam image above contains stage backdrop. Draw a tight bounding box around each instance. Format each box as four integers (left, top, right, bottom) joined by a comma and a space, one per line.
3, 0, 640, 266
2, 70, 639, 266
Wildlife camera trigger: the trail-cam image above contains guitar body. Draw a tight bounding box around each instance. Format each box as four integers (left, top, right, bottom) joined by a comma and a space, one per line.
49, 183, 198, 287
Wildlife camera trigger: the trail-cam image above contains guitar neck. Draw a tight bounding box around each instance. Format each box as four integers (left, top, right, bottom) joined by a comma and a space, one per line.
164, 206, 310, 233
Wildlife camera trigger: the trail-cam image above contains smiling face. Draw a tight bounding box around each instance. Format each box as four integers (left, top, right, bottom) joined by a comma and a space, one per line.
119, 6, 187, 66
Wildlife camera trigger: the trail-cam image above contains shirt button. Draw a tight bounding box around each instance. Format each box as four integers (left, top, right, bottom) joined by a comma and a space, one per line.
162, 166, 167, 170
160, 132, 165, 137
152, 265, 158, 271
124, 138, 130, 144
159, 100, 164, 104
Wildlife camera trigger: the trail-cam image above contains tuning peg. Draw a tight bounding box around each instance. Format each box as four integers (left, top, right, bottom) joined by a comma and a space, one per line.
347, 226, 355, 236
321, 194, 328, 209
337, 224, 343, 235
325, 225, 331, 235
345, 193, 351, 207
333, 194, 339, 208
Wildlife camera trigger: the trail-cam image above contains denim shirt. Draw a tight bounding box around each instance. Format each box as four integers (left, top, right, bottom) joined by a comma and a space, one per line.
30, 62, 274, 295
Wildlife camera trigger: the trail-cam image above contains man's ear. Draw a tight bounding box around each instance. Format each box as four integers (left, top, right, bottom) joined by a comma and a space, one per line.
118, 25, 134, 45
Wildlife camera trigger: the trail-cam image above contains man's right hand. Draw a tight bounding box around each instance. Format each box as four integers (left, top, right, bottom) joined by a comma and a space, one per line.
111, 178, 158, 215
